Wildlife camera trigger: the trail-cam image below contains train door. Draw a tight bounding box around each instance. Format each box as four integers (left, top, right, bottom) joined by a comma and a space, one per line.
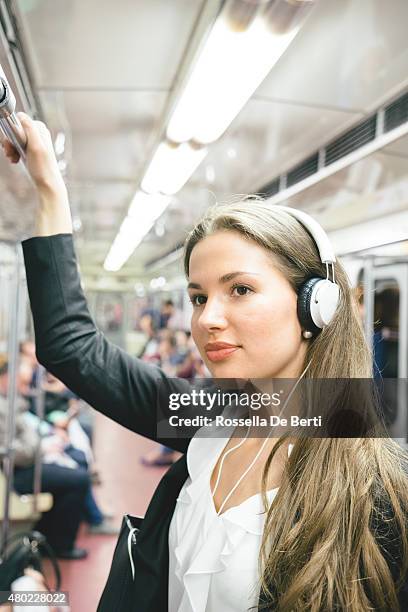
362, 262, 408, 446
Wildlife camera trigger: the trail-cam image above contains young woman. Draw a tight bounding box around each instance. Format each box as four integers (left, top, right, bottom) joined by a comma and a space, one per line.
3, 114, 408, 611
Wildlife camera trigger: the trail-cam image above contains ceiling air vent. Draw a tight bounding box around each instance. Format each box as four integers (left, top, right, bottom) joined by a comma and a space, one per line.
384, 91, 408, 132
254, 86, 408, 208
325, 115, 377, 166
287, 153, 318, 187
258, 177, 280, 198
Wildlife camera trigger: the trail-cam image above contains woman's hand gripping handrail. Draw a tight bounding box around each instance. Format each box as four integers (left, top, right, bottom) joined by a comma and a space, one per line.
0, 76, 73, 238
0, 75, 27, 161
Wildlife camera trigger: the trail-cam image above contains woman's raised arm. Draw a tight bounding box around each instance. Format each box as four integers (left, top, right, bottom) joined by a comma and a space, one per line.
3, 113, 190, 453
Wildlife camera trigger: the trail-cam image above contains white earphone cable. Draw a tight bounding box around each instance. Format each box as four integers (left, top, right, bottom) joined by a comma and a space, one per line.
211, 360, 312, 516
210, 422, 252, 498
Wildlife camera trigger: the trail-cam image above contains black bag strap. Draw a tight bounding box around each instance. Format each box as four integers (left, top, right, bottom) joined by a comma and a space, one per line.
1, 530, 61, 591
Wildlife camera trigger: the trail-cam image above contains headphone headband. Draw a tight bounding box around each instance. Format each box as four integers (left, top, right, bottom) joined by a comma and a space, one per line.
270, 205, 336, 265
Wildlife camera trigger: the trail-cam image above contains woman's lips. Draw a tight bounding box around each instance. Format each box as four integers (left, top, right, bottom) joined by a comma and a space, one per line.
205, 345, 240, 362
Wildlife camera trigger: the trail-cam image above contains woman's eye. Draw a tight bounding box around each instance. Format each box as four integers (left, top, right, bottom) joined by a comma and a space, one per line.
189, 286, 252, 306
231, 285, 252, 297
189, 294, 207, 307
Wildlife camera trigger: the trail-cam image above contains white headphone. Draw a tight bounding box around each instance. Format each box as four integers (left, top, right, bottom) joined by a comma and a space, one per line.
272, 205, 341, 335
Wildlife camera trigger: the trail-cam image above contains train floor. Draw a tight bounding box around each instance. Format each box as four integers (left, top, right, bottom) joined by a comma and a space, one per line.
44, 411, 173, 611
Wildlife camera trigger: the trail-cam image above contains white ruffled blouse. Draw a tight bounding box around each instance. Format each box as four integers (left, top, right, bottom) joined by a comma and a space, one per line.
168, 430, 294, 612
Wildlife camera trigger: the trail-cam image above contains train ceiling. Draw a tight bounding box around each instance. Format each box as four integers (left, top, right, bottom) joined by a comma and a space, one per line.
0, 0, 407, 289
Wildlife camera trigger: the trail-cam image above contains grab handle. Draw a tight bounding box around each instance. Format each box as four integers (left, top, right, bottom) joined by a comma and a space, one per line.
0, 76, 27, 161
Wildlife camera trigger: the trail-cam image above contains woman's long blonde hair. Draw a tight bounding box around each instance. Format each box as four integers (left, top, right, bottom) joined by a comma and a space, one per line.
183, 198, 408, 611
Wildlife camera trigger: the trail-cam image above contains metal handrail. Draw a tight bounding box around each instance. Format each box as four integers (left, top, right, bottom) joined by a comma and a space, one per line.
0, 70, 27, 161
0, 245, 21, 560
32, 365, 45, 514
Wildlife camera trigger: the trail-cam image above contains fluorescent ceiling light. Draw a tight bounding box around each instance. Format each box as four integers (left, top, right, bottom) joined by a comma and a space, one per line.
104, 191, 171, 271
166, 14, 301, 144
141, 141, 208, 195
54, 132, 65, 156
126, 190, 171, 220
150, 276, 167, 290
104, 0, 311, 270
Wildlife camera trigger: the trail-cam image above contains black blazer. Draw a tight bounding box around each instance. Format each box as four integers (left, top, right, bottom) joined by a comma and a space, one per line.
22, 234, 408, 612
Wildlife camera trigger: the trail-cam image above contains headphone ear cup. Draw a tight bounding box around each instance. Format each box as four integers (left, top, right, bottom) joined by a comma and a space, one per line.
297, 277, 324, 334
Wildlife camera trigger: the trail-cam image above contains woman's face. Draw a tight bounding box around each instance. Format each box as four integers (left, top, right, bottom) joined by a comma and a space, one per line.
188, 230, 307, 380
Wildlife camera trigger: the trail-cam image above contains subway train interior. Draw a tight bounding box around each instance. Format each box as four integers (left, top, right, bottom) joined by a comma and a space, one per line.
0, 0, 408, 610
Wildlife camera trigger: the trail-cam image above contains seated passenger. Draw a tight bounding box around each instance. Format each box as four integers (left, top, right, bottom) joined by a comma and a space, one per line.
0, 357, 89, 559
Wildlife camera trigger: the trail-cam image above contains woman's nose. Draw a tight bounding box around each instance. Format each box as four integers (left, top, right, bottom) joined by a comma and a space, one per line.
197, 298, 228, 332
